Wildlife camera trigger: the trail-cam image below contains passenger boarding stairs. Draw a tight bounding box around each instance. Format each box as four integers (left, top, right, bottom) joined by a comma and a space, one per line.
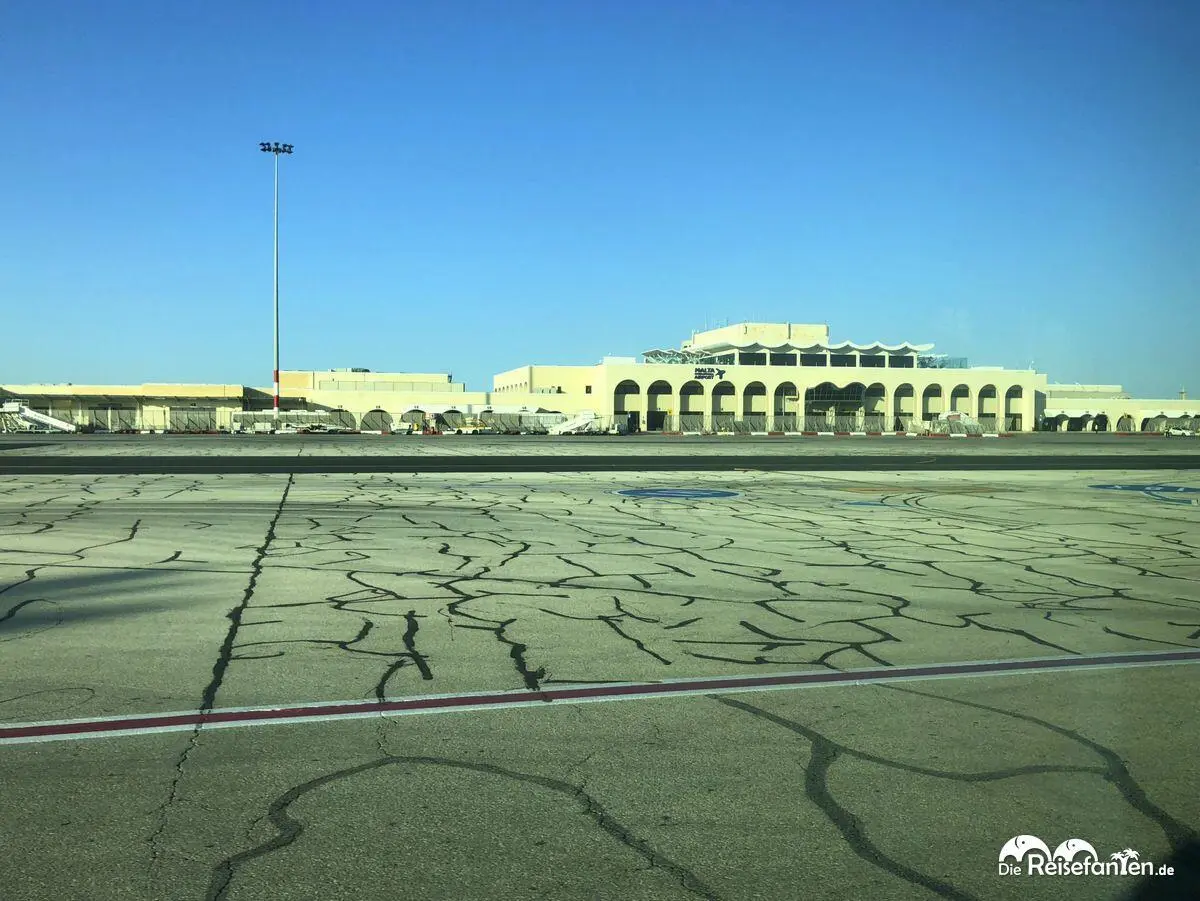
0, 402, 78, 433
549, 411, 601, 435
926, 412, 986, 436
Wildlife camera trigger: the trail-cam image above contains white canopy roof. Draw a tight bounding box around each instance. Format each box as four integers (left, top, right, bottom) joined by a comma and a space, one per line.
643, 341, 934, 357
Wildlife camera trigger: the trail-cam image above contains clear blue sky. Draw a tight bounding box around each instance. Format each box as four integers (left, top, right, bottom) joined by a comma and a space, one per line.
2, 0, 1197, 397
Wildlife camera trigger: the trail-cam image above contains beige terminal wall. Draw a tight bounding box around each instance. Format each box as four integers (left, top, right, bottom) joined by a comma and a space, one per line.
272, 370, 588, 430
0, 383, 245, 430
493, 365, 602, 402
0, 383, 244, 399
279, 371, 461, 394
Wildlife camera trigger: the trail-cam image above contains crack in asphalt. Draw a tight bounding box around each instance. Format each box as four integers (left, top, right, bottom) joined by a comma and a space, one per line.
372, 610, 434, 700
198, 477, 294, 714
716, 678, 1200, 900
1, 518, 145, 640
144, 474, 294, 884
716, 694, 981, 901
444, 596, 547, 690
885, 684, 1200, 848
539, 596, 673, 665
5, 475, 1195, 684
204, 754, 719, 901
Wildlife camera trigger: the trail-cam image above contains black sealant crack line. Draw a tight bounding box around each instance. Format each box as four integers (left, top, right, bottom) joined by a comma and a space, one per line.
716, 696, 986, 901
236, 513, 1192, 670
371, 610, 435, 700
883, 683, 1200, 848
205, 755, 719, 901
0, 596, 47, 626
444, 597, 548, 690
145, 473, 295, 880
0, 686, 95, 710
1172, 622, 1200, 640
1101, 624, 1200, 649
714, 685, 1198, 894
1, 517, 147, 637
539, 600, 674, 665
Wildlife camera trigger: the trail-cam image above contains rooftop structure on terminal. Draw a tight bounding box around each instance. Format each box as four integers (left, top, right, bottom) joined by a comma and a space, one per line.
643, 321, 936, 366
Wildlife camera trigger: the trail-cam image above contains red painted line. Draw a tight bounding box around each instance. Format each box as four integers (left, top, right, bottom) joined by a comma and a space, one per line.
3, 650, 1199, 743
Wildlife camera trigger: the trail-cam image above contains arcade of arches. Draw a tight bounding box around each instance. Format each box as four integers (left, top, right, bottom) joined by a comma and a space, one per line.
611, 379, 1032, 432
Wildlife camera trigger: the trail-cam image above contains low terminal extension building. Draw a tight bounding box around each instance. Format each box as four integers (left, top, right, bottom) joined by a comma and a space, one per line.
1, 322, 1195, 434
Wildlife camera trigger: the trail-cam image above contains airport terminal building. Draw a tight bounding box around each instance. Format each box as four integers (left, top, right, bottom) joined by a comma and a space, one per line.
498, 322, 1040, 434
1, 322, 1194, 435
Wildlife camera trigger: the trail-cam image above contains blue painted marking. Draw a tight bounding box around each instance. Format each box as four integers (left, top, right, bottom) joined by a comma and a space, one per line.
617, 488, 740, 499
845, 501, 888, 507
1090, 484, 1200, 504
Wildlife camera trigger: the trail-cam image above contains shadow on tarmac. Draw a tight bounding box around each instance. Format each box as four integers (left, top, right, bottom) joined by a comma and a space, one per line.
1122, 840, 1200, 901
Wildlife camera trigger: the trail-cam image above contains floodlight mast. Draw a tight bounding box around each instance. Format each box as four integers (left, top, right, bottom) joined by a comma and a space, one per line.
259, 142, 294, 420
